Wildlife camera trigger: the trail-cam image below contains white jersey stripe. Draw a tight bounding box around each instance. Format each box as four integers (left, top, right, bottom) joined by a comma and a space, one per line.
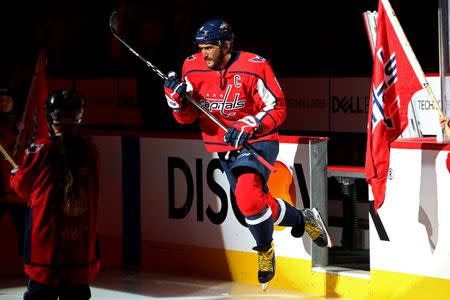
273, 198, 286, 225
256, 78, 277, 112
245, 207, 273, 225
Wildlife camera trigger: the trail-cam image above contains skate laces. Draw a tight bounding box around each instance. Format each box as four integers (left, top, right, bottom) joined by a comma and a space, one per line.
257, 244, 274, 272
305, 220, 323, 240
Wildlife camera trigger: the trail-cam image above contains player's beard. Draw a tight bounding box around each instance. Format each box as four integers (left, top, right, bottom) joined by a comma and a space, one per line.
205, 49, 227, 70
205, 57, 221, 70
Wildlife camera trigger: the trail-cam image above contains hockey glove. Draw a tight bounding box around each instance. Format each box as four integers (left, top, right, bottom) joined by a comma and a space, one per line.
164, 72, 187, 109
10, 166, 19, 175
224, 116, 263, 148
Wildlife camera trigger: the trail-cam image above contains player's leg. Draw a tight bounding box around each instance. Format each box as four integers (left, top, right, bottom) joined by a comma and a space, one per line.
269, 197, 304, 234
23, 279, 58, 300
267, 196, 333, 248
264, 191, 332, 247
225, 142, 279, 289
59, 284, 91, 300
234, 170, 275, 289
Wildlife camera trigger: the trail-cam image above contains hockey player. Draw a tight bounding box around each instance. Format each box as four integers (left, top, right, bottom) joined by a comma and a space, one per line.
10, 90, 101, 300
163, 19, 333, 290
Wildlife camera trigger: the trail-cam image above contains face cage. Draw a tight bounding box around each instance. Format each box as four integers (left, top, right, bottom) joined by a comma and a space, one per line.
48, 110, 83, 125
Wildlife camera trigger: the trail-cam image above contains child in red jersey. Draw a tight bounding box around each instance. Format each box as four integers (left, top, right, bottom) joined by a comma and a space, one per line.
10, 90, 100, 300
163, 19, 333, 290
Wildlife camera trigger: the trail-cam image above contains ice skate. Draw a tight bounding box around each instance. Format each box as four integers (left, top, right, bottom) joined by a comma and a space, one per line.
303, 208, 333, 248
252, 242, 275, 291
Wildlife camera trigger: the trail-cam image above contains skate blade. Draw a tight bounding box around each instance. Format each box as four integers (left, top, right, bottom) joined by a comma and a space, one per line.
311, 208, 334, 248
261, 282, 269, 291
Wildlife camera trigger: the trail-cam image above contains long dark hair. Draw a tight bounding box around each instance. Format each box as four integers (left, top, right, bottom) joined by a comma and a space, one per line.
57, 135, 74, 213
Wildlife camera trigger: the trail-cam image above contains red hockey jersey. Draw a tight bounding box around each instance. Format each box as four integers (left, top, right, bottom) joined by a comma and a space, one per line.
10, 135, 101, 286
172, 51, 286, 152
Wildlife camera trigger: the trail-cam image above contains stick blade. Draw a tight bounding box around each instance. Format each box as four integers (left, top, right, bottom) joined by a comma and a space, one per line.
109, 10, 120, 33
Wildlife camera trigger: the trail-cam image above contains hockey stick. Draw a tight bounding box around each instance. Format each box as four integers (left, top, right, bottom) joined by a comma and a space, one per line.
109, 11, 274, 172
0, 143, 18, 168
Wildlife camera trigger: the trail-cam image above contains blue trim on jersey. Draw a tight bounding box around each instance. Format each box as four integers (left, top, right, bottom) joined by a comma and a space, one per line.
184, 69, 212, 76
259, 112, 279, 131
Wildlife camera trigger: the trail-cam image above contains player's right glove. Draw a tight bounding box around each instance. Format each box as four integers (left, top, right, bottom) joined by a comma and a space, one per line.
10, 166, 19, 175
164, 72, 187, 110
224, 116, 263, 148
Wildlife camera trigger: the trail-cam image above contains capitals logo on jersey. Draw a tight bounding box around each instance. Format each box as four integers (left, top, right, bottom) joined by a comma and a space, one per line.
249, 55, 266, 63
199, 75, 246, 117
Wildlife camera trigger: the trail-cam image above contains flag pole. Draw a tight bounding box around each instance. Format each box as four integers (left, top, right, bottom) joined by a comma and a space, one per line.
381, 0, 450, 138
0, 144, 18, 168
363, 11, 377, 57
13, 49, 47, 154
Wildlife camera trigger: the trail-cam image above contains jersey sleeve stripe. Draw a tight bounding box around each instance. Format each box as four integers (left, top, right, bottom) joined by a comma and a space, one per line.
256, 78, 277, 111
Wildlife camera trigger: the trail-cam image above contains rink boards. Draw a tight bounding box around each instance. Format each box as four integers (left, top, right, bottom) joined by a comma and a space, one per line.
93, 133, 450, 299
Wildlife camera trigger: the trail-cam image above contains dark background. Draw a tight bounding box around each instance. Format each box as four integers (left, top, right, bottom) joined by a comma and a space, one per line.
0, 0, 441, 165
0, 0, 439, 79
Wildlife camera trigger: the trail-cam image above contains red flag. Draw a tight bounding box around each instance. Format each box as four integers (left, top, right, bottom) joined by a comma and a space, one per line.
365, 0, 423, 211
18, 49, 49, 154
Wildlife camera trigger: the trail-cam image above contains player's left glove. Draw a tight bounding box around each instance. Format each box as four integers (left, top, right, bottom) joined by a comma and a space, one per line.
224, 116, 263, 148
